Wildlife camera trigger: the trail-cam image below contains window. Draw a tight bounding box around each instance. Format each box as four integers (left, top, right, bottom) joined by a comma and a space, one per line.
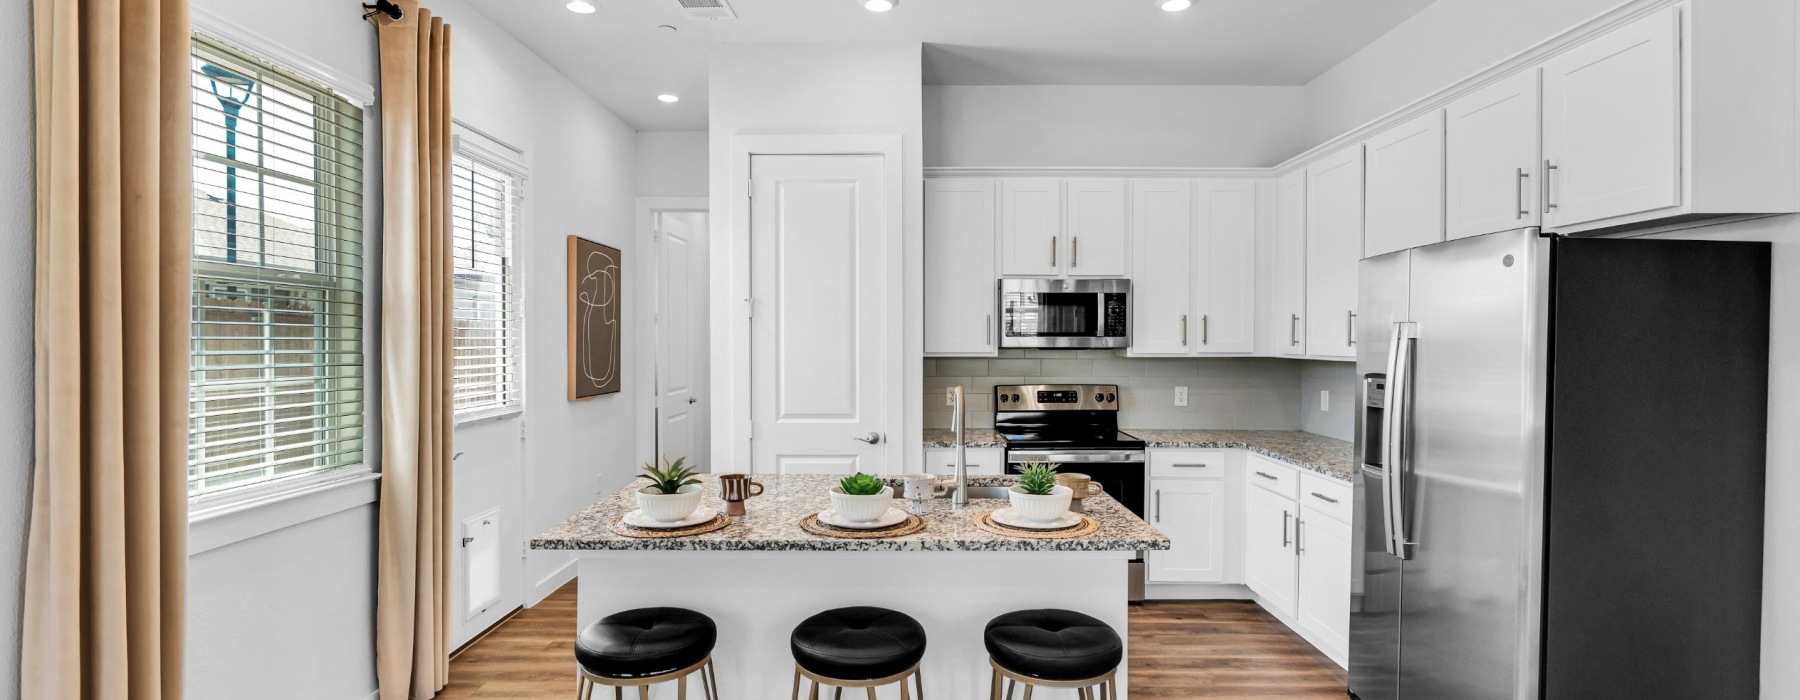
187, 35, 365, 497
451, 152, 524, 418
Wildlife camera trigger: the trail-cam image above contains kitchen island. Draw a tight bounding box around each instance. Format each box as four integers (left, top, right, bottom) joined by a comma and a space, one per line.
532, 474, 1168, 698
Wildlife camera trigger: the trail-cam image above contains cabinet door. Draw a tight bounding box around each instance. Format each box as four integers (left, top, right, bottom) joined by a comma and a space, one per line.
1129, 179, 1194, 355
1305, 146, 1363, 359
924, 179, 998, 355
1275, 170, 1308, 357
923, 447, 1004, 476
1364, 110, 1445, 257
1000, 178, 1062, 277
1063, 179, 1129, 277
1244, 485, 1298, 617
1147, 479, 1226, 583
1297, 511, 1353, 660
1446, 69, 1541, 240
1542, 6, 1681, 229
1195, 179, 1256, 353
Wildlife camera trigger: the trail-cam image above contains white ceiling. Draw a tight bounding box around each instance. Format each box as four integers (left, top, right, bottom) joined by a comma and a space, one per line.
467, 0, 1438, 132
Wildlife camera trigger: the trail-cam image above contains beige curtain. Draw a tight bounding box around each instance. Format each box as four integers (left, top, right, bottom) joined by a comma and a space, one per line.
23, 0, 192, 697
372, 2, 454, 699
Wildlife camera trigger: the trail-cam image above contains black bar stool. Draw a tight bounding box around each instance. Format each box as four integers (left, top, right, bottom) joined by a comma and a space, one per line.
790, 606, 927, 700
983, 609, 1122, 700
575, 607, 719, 699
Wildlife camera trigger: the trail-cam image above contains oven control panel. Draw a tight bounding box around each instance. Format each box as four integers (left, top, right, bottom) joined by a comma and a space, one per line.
996, 384, 1119, 411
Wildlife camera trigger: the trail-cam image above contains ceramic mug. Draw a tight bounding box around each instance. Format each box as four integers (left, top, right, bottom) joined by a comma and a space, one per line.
1058, 473, 1103, 513
718, 473, 764, 516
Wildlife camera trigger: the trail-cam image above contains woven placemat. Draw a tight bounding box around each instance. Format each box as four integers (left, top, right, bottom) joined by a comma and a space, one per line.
610, 514, 731, 539
973, 510, 1101, 539
799, 512, 926, 539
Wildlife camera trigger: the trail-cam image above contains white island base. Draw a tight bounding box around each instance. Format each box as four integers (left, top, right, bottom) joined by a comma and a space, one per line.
574, 550, 1132, 699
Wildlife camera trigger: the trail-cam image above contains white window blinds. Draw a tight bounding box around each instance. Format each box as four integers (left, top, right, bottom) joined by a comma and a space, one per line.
188, 35, 366, 496
451, 153, 524, 417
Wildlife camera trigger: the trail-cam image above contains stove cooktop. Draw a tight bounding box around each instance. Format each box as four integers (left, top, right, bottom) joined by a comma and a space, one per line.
998, 430, 1147, 451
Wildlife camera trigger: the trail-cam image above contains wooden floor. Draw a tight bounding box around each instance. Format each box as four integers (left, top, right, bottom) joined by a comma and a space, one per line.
438, 582, 1347, 699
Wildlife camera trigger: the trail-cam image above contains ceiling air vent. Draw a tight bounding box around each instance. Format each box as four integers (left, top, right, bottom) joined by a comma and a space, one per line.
676, 0, 737, 20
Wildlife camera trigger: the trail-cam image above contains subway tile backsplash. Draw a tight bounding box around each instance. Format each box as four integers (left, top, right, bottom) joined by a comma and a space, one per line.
924, 349, 1308, 431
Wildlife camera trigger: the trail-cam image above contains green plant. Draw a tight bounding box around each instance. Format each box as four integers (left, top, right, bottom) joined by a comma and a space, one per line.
837, 472, 886, 496
639, 457, 701, 494
1017, 462, 1059, 495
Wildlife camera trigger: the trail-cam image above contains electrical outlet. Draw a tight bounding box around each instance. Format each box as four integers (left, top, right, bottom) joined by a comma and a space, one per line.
595, 473, 606, 494
1174, 386, 1189, 407
1320, 390, 1331, 412
946, 387, 955, 407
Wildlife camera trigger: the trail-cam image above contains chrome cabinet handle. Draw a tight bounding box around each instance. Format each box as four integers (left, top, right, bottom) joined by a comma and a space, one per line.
1050, 235, 1057, 267
1290, 314, 1299, 346
1173, 463, 1208, 469
1254, 471, 1277, 481
1202, 314, 1209, 345
1544, 160, 1560, 212
1347, 311, 1357, 346
1155, 489, 1162, 522
1310, 492, 1339, 504
1516, 168, 1531, 219
985, 314, 993, 347
1297, 518, 1306, 554
1180, 314, 1188, 346
1282, 510, 1291, 548
1071, 236, 1079, 268
853, 432, 881, 444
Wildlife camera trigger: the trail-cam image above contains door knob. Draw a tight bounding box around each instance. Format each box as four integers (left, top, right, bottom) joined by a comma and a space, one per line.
853, 432, 882, 444
688, 397, 698, 404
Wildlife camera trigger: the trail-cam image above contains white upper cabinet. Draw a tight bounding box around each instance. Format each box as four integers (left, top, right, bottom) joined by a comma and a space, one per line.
1000, 178, 1061, 277
1129, 179, 1193, 355
1305, 146, 1363, 360
924, 179, 998, 356
1274, 170, 1308, 357
1363, 110, 1445, 258
1194, 179, 1256, 353
1446, 69, 1542, 240
1063, 179, 1130, 277
1542, 6, 1680, 229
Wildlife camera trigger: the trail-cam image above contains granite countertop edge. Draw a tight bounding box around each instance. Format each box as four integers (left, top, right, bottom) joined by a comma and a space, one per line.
922, 428, 1355, 483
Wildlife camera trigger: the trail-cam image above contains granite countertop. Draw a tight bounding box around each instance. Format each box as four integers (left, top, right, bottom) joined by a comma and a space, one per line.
922, 428, 1354, 483
530, 474, 1170, 553
921, 428, 1003, 448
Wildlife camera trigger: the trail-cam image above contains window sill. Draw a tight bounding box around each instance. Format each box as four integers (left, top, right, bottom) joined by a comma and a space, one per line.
188, 467, 382, 556
455, 405, 523, 426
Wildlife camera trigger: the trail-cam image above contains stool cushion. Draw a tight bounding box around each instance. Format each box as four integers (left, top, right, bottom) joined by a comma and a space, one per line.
576, 607, 716, 678
790, 606, 927, 680
984, 609, 1122, 682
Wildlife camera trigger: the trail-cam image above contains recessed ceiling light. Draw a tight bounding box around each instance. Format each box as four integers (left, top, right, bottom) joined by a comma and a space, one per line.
1159, 0, 1194, 11
861, 0, 896, 12
657, 94, 680, 103
566, 0, 596, 14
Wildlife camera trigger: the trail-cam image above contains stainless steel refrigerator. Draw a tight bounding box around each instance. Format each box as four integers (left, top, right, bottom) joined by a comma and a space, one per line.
1348, 228, 1769, 700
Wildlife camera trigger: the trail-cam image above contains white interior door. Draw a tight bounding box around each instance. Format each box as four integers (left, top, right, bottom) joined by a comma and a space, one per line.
656, 211, 706, 465
750, 155, 887, 474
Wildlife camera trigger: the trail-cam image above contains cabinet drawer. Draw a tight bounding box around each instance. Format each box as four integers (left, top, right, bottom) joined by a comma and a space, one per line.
1149, 449, 1228, 479
1299, 472, 1353, 524
923, 447, 1004, 476
1247, 454, 1299, 501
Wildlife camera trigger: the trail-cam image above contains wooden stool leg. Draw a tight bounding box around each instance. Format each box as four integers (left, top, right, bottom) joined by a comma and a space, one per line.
1107, 677, 1116, 700
792, 667, 803, 700
679, 674, 688, 700
614, 687, 623, 700
865, 688, 876, 700
639, 685, 650, 700
576, 676, 588, 700
833, 688, 842, 700
808, 679, 820, 700
915, 666, 924, 700
1021, 683, 1033, 700
989, 668, 1001, 700
900, 673, 912, 700
709, 661, 721, 700
1004, 678, 1015, 700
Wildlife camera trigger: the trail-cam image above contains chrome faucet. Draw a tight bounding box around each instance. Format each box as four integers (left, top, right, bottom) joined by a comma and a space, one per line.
951, 385, 968, 506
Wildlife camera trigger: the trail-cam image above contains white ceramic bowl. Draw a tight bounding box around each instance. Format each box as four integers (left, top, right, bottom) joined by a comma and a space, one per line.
636, 484, 704, 523
1008, 484, 1074, 523
829, 485, 894, 523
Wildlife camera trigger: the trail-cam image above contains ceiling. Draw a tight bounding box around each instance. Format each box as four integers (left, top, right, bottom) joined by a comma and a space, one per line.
467, 0, 1438, 132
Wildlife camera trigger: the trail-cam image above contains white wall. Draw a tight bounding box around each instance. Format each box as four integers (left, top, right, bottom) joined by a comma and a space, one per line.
707, 43, 925, 470
1301, 0, 1621, 144
0, 0, 34, 693
1299, 361, 1356, 441
925, 84, 1307, 168
636, 130, 707, 197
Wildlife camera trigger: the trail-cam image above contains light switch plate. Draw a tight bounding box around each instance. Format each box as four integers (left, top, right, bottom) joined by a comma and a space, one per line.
1320, 390, 1331, 411
1174, 386, 1189, 407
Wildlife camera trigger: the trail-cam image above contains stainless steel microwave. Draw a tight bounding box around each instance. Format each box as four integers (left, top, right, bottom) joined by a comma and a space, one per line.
998, 278, 1131, 349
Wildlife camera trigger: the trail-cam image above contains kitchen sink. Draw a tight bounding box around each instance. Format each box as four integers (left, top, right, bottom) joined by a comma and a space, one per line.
952, 486, 1011, 500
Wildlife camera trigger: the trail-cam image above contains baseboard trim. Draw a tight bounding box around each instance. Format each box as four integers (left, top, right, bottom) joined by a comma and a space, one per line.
1144, 582, 1254, 600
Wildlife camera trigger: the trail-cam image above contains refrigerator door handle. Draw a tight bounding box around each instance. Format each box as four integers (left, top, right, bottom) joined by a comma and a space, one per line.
1383, 321, 1419, 560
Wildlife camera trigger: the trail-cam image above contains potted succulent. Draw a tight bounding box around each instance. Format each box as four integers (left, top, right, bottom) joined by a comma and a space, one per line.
829, 472, 894, 523
636, 457, 705, 523
1008, 462, 1074, 523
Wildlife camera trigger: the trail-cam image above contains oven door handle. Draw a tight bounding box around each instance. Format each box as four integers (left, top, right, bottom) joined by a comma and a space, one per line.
1007, 450, 1146, 463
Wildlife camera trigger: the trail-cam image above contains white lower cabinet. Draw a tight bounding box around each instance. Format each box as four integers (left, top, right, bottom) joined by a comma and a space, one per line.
1147, 478, 1226, 583
1243, 482, 1299, 617
921, 447, 1004, 476
1297, 502, 1352, 662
